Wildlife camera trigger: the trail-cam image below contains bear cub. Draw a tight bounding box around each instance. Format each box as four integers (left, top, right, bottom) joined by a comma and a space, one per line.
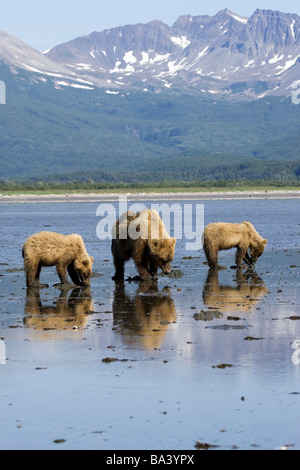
203, 221, 267, 270
22, 231, 94, 288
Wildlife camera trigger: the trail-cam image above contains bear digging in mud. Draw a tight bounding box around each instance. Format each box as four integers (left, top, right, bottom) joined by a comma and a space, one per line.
203, 221, 267, 270
22, 231, 94, 288
111, 209, 176, 281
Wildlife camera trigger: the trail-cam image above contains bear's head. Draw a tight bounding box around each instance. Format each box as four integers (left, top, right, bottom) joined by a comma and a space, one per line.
148, 237, 176, 275
74, 255, 94, 286
249, 239, 267, 263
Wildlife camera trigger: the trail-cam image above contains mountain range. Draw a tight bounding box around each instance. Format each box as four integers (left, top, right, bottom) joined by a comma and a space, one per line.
43, 8, 300, 98
0, 8, 300, 98
0, 8, 300, 183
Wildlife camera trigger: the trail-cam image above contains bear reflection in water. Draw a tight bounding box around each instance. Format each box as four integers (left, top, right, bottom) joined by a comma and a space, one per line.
203, 269, 268, 313
23, 287, 94, 331
112, 281, 177, 349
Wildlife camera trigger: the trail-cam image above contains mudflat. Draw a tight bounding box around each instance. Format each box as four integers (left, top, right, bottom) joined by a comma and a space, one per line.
0, 198, 299, 450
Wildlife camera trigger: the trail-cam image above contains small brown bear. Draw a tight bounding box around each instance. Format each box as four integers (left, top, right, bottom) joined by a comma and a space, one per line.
203, 221, 267, 270
22, 231, 94, 288
111, 209, 176, 281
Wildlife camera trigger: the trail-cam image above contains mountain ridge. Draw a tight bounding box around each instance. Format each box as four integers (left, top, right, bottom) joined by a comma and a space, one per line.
0, 9, 300, 99
42, 8, 300, 99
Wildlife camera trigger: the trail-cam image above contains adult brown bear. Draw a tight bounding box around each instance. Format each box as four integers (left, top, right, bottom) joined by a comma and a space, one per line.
203, 221, 267, 270
111, 209, 176, 281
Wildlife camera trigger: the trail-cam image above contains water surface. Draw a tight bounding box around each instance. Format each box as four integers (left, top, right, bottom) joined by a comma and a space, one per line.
0, 198, 299, 450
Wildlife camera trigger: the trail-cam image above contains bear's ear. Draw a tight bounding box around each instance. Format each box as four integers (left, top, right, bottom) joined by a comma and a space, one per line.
90, 256, 94, 264
263, 239, 267, 246
171, 237, 176, 246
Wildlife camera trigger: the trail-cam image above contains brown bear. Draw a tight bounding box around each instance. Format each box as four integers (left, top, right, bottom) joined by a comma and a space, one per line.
203, 221, 267, 270
22, 231, 94, 288
111, 209, 176, 281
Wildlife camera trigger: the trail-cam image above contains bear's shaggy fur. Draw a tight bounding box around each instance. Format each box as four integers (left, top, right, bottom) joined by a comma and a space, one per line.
111, 209, 176, 281
22, 231, 94, 288
203, 221, 267, 270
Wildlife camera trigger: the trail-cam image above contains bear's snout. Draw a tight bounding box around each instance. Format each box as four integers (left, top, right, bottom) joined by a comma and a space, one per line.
162, 262, 172, 275
79, 272, 91, 286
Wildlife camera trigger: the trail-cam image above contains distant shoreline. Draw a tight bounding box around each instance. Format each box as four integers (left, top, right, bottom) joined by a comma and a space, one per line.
1, 189, 300, 203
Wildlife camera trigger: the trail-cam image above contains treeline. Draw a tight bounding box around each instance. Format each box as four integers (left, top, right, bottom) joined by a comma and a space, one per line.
1, 178, 299, 193
1, 155, 300, 192
1, 154, 299, 192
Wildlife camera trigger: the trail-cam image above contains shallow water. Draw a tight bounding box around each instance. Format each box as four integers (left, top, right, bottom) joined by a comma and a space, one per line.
0, 198, 299, 450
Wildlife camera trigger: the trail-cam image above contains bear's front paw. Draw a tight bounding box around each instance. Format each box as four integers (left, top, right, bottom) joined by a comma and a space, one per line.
53, 282, 78, 290
27, 282, 49, 289
141, 274, 154, 281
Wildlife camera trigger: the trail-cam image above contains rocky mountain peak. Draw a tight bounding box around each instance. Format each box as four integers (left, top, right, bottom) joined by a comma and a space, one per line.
1, 9, 300, 99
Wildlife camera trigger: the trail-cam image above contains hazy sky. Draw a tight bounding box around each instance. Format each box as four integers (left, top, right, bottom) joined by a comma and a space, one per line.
1, 0, 300, 51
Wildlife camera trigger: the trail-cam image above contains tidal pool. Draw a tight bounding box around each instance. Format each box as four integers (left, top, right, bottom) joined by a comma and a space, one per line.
0, 197, 299, 450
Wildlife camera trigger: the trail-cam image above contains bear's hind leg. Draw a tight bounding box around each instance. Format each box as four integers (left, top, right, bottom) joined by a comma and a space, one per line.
34, 262, 48, 288
204, 243, 225, 270
24, 259, 37, 287
24, 259, 48, 288
112, 254, 125, 281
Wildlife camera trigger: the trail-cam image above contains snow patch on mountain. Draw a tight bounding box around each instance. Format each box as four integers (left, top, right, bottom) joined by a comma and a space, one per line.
170, 36, 191, 48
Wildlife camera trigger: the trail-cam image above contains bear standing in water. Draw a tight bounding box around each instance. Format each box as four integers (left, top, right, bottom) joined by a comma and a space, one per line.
112, 209, 176, 281
203, 221, 267, 270
22, 231, 94, 288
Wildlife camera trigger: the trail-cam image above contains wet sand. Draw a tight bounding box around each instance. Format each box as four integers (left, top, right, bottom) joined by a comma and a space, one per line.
0, 198, 299, 450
